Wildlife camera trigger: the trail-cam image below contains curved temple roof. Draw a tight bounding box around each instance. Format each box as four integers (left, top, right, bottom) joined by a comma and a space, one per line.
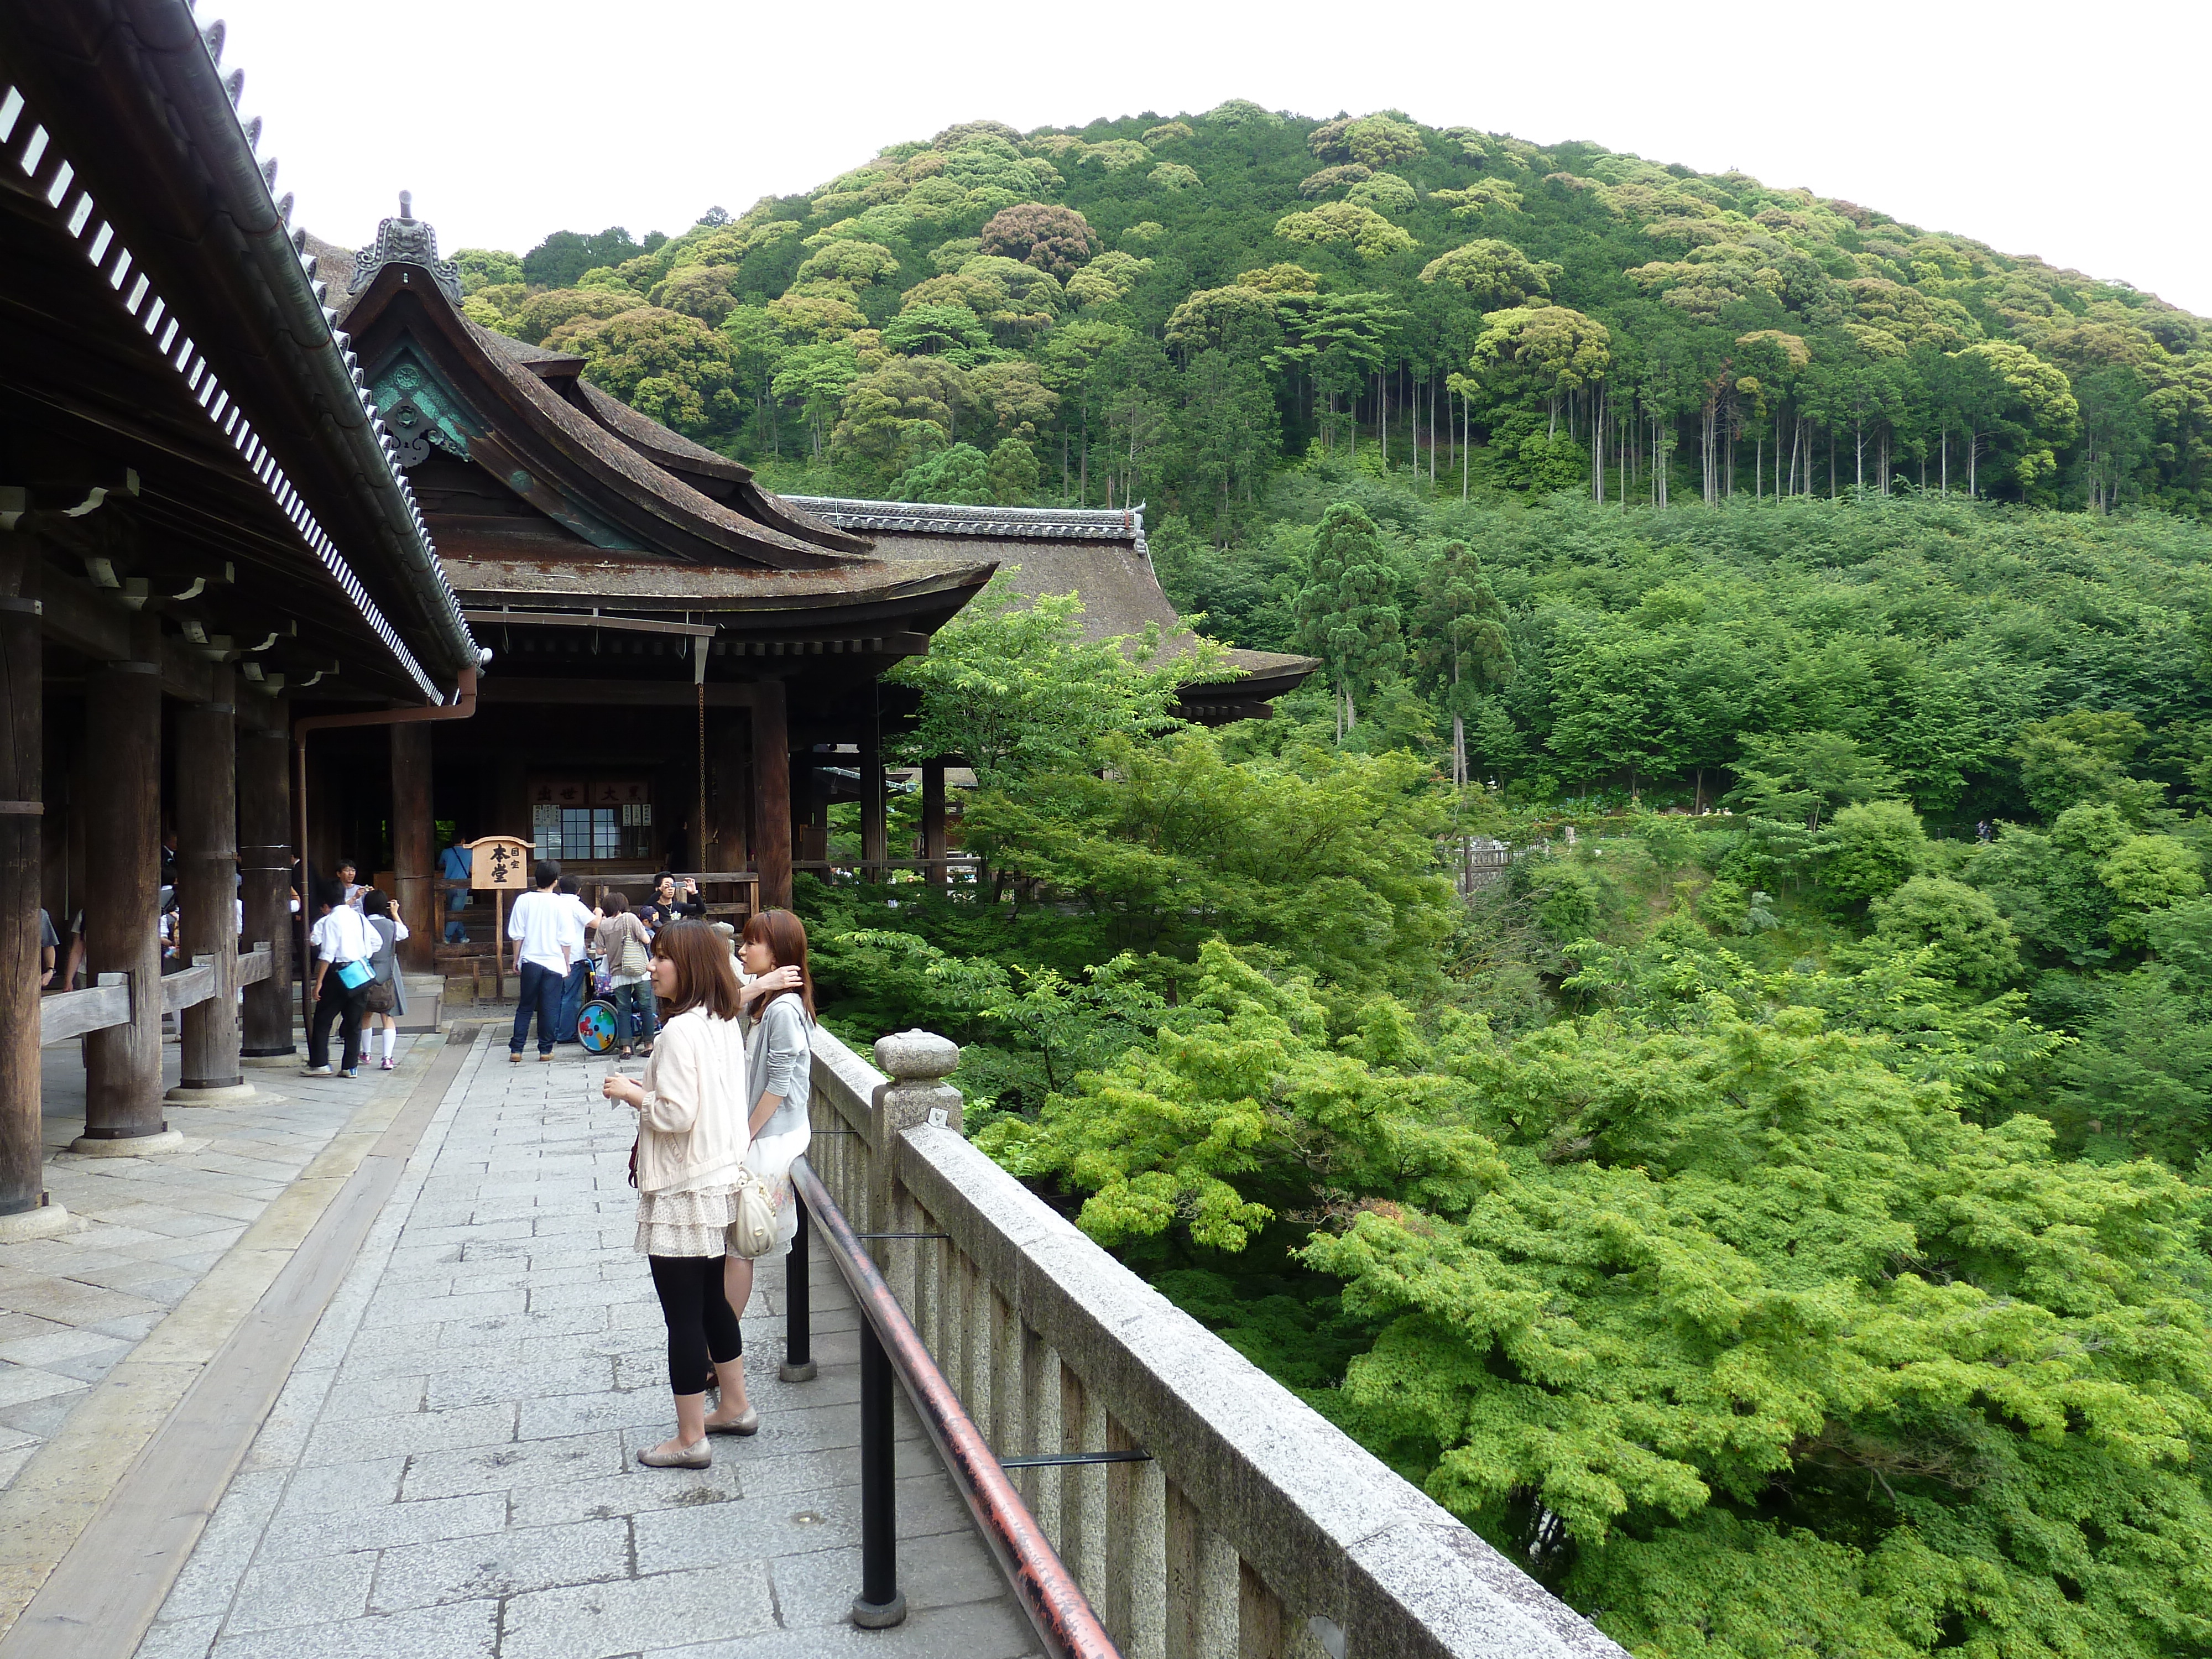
789, 495, 1320, 707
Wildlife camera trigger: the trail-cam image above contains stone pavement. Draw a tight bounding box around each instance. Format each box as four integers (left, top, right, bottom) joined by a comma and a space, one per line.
1, 1036, 428, 1489
135, 1030, 1038, 1659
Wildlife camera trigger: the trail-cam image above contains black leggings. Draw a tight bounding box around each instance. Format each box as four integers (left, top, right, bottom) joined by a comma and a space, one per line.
648, 1254, 742, 1393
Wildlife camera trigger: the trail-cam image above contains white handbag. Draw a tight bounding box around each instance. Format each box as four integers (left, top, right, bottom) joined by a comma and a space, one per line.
727, 1165, 780, 1259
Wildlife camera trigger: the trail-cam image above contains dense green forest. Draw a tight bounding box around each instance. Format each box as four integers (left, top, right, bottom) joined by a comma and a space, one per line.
467, 108, 2212, 1657
457, 100, 2212, 529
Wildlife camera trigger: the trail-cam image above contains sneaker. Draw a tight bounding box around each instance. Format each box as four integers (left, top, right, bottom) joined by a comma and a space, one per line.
301, 1064, 333, 1077
340, 1067, 358, 1079
379, 1056, 396, 1070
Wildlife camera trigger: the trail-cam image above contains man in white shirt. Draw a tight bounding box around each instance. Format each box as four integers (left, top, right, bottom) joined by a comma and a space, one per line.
552, 876, 596, 1046
507, 860, 571, 1062
305, 880, 377, 1077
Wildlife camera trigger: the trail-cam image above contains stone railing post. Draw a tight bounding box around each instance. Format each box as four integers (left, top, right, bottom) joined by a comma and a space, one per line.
872, 1029, 961, 1312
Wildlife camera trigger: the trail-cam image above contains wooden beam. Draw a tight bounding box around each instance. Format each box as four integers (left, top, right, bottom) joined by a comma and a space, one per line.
39, 973, 130, 1046
462, 609, 717, 638
82, 650, 166, 1140
390, 724, 435, 974
0, 545, 44, 1214
752, 679, 791, 911
175, 662, 241, 1087
160, 962, 217, 1015
478, 679, 766, 709
238, 719, 294, 1056
922, 760, 946, 888
860, 724, 886, 868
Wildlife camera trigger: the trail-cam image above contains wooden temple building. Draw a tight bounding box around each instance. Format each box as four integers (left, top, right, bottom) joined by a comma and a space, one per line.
1, 2, 1313, 1232
299, 208, 1315, 954
0, 3, 483, 1228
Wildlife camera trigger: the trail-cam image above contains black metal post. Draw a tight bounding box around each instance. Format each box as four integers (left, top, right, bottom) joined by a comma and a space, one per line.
779, 1192, 816, 1383
851, 1317, 905, 1628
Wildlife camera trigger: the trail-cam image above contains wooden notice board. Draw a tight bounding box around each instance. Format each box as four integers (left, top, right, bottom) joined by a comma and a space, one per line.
461, 836, 534, 994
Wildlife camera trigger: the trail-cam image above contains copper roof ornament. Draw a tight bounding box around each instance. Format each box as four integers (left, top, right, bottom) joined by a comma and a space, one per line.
351, 190, 462, 303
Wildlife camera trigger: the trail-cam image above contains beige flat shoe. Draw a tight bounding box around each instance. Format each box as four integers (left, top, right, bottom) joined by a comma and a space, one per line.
705, 1407, 759, 1436
637, 1438, 711, 1468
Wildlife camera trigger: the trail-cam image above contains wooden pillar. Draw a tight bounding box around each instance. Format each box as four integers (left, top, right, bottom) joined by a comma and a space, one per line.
860, 724, 887, 875
81, 649, 168, 1146
174, 662, 245, 1095
390, 722, 434, 972
0, 545, 56, 1227
708, 714, 749, 873
922, 760, 946, 885
238, 713, 293, 1056
750, 677, 791, 910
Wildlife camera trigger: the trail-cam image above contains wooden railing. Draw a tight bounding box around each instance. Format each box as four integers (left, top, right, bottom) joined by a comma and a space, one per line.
805, 1029, 1630, 1659
39, 942, 271, 1046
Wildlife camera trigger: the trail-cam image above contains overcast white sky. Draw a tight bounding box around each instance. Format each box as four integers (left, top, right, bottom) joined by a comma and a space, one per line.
207, 0, 2212, 316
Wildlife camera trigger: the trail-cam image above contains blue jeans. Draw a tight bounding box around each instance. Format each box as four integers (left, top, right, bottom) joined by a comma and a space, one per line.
611, 980, 658, 1048
557, 962, 590, 1044
511, 960, 563, 1055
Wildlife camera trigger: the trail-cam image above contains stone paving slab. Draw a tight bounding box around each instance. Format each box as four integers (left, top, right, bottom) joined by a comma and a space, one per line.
0, 1038, 428, 1492
136, 1034, 1039, 1659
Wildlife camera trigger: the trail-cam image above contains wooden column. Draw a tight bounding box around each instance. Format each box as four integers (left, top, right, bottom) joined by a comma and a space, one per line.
238, 711, 293, 1056
922, 760, 947, 885
0, 545, 53, 1225
390, 722, 434, 972
81, 650, 167, 1146
708, 715, 749, 873
174, 662, 245, 1094
860, 724, 887, 874
750, 677, 791, 911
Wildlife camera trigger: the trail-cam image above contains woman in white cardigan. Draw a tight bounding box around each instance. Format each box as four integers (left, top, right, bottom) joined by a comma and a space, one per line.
601, 922, 797, 1469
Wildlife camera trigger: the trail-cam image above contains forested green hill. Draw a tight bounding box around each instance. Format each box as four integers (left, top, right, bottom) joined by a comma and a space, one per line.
458, 99, 2211, 530
456, 108, 2212, 1658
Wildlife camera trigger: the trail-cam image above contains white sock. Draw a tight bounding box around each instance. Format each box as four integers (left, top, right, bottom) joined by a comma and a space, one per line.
380, 1025, 396, 1062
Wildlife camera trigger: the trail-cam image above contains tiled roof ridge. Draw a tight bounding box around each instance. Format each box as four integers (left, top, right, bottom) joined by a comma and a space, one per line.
789, 497, 1148, 547
453, 316, 862, 569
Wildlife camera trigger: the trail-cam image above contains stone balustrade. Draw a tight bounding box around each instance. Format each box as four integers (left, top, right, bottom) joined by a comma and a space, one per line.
807, 1026, 1629, 1659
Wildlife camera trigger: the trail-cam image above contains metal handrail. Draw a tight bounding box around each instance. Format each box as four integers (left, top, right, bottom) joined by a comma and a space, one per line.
788, 1155, 1119, 1658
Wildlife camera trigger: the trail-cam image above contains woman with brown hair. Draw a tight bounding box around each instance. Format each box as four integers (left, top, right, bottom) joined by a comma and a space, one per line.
726, 907, 816, 1344
601, 921, 791, 1468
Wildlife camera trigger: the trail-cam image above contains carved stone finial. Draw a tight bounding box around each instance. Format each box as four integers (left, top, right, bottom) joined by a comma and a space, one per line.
875, 1030, 963, 1138
351, 191, 461, 302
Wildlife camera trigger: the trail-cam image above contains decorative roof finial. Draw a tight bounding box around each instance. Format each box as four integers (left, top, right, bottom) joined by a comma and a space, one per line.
352, 191, 460, 303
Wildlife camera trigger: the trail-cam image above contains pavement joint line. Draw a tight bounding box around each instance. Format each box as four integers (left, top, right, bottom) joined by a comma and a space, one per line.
0, 1023, 497, 1658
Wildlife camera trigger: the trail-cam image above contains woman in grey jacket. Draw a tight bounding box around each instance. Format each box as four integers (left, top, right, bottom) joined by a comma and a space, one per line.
729, 908, 816, 1345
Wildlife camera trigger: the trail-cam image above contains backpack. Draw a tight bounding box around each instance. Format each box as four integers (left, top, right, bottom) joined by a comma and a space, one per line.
617, 915, 652, 978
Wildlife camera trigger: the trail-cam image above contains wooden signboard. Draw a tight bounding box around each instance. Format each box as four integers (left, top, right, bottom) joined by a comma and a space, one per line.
461, 836, 534, 996
466, 835, 533, 891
